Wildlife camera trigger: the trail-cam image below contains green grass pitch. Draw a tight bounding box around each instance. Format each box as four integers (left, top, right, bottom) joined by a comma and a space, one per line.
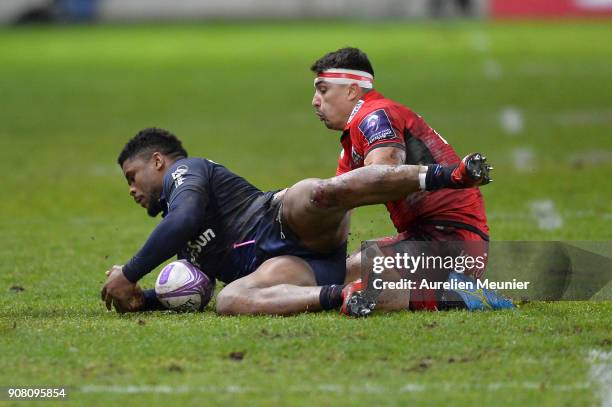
0, 21, 611, 406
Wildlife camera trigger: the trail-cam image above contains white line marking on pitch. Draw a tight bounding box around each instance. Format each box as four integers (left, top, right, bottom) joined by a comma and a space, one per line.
530, 200, 563, 230
588, 350, 612, 407
499, 107, 524, 135
512, 147, 535, 172
80, 385, 253, 394
79, 382, 590, 395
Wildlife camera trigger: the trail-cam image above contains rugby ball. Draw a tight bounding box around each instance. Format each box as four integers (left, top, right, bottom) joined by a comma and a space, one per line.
155, 260, 215, 312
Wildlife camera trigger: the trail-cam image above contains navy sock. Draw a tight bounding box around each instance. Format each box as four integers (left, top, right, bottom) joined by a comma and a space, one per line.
319, 284, 344, 310
425, 164, 458, 191
142, 289, 167, 311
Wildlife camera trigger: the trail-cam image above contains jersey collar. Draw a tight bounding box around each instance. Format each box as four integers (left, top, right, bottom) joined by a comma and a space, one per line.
159, 196, 168, 217
343, 89, 385, 131
158, 168, 172, 217
158, 159, 185, 217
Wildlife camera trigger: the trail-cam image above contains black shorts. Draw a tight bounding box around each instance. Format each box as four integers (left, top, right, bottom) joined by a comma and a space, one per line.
230, 191, 347, 286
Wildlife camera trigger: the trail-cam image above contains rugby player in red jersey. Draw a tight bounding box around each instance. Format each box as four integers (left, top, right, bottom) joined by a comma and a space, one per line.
310, 48, 502, 315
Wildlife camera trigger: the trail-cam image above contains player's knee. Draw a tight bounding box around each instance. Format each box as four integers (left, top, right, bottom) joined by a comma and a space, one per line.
310, 178, 345, 209
285, 178, 340, 211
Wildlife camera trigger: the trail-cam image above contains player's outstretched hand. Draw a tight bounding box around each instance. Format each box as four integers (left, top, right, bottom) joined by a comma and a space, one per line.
111, 288, 145, 313
452, 153, 493, 187
101, 265, 144, 313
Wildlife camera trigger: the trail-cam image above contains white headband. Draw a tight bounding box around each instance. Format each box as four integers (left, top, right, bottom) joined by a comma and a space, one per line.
314, 68, 374, 89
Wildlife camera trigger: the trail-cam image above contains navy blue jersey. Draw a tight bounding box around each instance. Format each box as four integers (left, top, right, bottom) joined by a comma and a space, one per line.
123, 158, 266, 283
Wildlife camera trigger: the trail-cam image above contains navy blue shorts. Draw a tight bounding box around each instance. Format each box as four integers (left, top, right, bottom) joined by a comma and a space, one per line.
230, 191, 347, 286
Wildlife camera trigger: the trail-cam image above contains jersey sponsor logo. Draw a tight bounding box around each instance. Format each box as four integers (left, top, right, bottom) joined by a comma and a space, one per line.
186, 228, 216, 263
346, 99, 364, 126
172, 165, 189, 187
358, 109, 396, 145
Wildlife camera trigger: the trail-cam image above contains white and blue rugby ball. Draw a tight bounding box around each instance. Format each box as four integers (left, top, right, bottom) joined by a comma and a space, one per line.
155, 260, 215, 312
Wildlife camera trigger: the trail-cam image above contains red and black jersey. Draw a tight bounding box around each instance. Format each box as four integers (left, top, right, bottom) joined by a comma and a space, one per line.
336, 90, 488, 238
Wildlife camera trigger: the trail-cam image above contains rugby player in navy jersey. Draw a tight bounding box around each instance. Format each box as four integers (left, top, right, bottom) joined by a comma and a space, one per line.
101, 127, 491, 315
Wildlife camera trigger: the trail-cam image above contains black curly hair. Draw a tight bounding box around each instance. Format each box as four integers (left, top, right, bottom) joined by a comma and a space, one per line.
310, 47, 374, 77
117, 128, 188, 166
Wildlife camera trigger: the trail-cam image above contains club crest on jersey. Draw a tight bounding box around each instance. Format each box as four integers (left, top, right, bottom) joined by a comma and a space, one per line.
172, 165, 189, 187
358, 109, 396, 145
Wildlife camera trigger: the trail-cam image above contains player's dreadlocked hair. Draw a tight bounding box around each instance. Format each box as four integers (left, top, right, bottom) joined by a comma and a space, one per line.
310, 47, 375, 77
117, 128, 188, 166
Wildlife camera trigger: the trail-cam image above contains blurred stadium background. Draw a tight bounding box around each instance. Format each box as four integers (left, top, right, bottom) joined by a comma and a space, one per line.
3, 0, 612, 23
0, 1, 610, 405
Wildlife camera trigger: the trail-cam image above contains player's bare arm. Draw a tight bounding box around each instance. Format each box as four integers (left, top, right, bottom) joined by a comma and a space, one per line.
363, 145, 406, 166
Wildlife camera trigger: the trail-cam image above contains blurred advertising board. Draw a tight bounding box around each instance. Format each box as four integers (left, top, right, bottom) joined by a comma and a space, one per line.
491, 0, 612, 18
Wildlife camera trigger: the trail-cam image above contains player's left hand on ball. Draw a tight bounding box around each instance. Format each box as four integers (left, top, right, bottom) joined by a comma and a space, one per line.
101, 265, 144, 313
